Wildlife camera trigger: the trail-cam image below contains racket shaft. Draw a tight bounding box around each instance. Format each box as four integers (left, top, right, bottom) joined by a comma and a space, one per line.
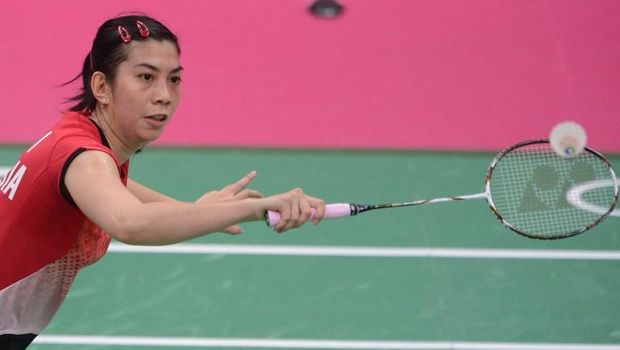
266, 193, 487, 227
398, 192, 487, 206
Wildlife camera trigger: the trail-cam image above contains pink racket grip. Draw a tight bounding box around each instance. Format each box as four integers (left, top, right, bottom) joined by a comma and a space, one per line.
266, 203, 353, 227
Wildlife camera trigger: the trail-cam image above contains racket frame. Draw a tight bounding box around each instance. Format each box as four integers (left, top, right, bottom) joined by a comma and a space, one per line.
483, 139, 618, 239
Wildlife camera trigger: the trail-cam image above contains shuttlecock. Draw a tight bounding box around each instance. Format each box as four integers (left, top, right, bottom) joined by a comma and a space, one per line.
549, 121, 587, 158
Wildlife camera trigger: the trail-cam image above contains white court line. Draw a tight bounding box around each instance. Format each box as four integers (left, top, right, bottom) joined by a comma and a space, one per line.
567, 179, 620, 217
33, 335, 620, 349
108, 243, 620, 261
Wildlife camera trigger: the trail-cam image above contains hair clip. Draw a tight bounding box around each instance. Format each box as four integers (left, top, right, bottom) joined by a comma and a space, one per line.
136, 20, 150, 38
117, 25, 132, 43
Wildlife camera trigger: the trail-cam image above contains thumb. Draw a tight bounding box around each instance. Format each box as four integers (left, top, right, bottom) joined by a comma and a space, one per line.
222, 225, 244, 235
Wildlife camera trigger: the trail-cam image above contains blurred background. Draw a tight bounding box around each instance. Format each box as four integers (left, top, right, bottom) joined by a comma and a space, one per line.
1, 0, 618, 151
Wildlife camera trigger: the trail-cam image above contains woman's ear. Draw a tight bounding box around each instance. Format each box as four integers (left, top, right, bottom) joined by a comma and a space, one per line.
91, 71, 112, 105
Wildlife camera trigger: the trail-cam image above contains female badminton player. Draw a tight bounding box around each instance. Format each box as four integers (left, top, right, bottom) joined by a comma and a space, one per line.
0, 14, 325, 348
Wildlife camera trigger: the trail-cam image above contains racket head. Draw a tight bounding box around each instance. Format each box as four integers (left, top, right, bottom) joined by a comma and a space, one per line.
484, 139, 618, 240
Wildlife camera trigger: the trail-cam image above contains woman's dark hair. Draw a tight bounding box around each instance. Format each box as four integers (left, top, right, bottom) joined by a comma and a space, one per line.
65, 15, 180, 113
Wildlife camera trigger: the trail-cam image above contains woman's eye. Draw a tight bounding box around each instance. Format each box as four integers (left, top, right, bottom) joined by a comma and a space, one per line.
170, 76, 182, 85
139, 73, 153, 81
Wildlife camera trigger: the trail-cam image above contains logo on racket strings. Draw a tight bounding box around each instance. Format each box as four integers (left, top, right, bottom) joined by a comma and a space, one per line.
518, 161, 598, 212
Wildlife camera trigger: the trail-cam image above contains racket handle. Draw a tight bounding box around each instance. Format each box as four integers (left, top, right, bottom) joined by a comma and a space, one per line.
266, 203, 354, 227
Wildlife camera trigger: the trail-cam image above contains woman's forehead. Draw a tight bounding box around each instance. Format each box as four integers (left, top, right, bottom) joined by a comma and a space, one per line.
123, 40, 181, 70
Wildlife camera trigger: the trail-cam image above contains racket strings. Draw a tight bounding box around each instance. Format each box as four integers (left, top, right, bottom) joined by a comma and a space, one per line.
489, 143, 616, 239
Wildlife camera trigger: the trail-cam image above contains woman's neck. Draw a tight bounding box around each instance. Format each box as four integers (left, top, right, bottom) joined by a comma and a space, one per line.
91, 109, 140, 163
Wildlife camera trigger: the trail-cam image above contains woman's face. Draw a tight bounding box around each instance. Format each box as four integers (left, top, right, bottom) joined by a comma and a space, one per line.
107, 39, 182, 148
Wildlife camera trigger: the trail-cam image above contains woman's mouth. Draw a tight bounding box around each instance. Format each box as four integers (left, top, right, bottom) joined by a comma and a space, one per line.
146, 114, 168, 122
144, 114, 168, 128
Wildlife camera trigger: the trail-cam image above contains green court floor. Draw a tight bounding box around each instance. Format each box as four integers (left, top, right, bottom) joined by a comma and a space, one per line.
1, 146, 619, 349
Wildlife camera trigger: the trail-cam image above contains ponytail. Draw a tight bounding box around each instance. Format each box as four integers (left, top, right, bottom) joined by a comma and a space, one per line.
64, 52, 97, 112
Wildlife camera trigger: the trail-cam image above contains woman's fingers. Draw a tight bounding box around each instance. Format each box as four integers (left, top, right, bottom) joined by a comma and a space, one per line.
224, 171, 257, 196
274, 195, 292, 233
307, 196, 326, 225
273, 188, 323, 233
235, 189, 263, 200
198, 171, 259, 203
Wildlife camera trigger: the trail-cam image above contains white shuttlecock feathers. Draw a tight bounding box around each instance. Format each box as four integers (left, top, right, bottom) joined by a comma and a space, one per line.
549, 121, 587, 158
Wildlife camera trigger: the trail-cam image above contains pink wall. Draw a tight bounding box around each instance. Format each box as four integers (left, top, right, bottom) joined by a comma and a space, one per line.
0, 0, 618, 152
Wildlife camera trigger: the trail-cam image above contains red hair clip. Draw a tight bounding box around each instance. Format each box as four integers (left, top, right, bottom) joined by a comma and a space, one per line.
136, 20, 150, 38
117, 25, 132, 43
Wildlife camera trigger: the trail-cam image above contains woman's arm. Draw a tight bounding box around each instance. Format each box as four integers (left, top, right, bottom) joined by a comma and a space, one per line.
129, 171, 261, 204
127, 179, 176, 203
65, 151, 325, 245
128, 172, 264, 235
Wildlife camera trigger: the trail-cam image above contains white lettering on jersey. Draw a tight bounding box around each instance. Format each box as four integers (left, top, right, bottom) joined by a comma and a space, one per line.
0, 161, 27, 201
0, 131, 51, 201
0, 161, 19, 189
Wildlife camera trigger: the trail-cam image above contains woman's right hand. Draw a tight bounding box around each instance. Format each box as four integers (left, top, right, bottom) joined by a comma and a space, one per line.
255, 188, 326, 233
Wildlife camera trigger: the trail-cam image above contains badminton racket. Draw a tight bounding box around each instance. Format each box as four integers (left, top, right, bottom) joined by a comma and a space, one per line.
266, 140, 618, 240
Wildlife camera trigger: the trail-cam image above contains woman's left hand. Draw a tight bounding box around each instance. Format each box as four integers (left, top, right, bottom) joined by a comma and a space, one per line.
196, 171, 263, 235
